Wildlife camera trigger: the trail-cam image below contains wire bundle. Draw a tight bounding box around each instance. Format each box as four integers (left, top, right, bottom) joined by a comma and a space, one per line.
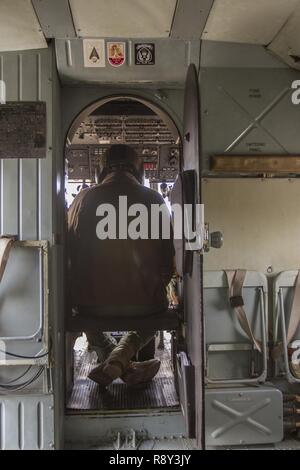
0, 349, 49, 393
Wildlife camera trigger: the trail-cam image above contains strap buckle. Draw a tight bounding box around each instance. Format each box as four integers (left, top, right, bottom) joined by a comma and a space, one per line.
230, 295, 244, 308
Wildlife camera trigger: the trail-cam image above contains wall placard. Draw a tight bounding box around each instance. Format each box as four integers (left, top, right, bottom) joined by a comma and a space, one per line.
0, 102, 46, 159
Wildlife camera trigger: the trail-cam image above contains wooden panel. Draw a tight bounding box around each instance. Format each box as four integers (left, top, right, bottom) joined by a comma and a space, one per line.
211, 155, 300, 173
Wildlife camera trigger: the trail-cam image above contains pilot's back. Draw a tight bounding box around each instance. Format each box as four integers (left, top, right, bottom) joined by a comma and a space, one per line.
68, 171, 174, 316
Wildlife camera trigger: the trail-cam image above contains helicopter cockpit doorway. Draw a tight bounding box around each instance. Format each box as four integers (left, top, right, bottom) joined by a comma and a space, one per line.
64, 96, 182, 414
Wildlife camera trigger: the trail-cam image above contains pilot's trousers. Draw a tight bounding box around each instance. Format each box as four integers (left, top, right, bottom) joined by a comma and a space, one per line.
85, 330, 155, 363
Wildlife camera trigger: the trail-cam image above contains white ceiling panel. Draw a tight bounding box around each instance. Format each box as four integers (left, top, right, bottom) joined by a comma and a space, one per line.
0, 0, 47, 52
202, 0, 300, 45
268, 3, 300, 70
70, 0, 177, 38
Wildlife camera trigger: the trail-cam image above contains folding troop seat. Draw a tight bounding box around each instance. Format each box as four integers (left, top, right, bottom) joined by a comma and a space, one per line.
204, 270, 268, 384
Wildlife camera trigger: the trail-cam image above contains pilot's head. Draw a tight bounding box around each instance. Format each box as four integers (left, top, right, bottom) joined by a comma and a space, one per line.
99, 144, 144, 184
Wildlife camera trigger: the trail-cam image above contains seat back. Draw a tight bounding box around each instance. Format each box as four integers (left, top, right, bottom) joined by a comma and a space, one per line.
204, 270, 268, 384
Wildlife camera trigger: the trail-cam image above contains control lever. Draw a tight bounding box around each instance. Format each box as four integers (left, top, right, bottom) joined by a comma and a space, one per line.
203, 223, 223, 252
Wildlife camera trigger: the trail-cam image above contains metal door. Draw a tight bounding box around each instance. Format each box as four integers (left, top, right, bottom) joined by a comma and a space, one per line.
172, 64, 204, 448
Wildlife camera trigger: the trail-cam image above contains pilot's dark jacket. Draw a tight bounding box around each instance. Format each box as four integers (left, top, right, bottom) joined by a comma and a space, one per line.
68, 171, 175, 316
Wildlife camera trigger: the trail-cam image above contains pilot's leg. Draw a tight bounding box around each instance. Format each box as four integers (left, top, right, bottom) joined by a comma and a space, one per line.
120, 330, 155, 354
120, 331, 161, 386
88, 330, 160, 387
85, 331, 117, 363
102, 330, 155, 372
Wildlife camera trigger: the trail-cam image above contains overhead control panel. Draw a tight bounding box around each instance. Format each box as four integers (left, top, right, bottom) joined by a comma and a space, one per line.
67, 99, 181, 184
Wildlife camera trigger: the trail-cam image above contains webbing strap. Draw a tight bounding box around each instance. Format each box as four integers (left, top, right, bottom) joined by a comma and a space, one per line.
286, 271, 300, 346
290, 362, 300, 380
272, 270, 300, 361
225, 270, 262, 353
286, 274, 300, 379
0, 236, 15, 283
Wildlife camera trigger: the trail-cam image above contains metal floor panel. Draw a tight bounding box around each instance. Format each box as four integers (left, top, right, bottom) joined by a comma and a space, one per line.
65, 438, 300, 450
65, 437, 300, 450
65, 438, 197, 450
64, 410, 187, 448
67, 343, 179, 411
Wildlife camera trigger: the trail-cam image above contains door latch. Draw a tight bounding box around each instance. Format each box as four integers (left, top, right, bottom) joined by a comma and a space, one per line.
203, 223, 223, 252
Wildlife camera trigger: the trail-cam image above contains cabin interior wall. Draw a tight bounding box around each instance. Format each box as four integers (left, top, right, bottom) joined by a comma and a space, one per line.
201, 42, 300, 274
201, 43, 300, 448
0, 47, 53, 364
203, 178, 300, 273
0, 44, 64, 449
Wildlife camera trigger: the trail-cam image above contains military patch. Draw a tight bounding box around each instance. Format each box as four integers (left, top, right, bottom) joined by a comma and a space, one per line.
107, 42, 126, 67
83, 39, 105, 67
135, 43, 155, 65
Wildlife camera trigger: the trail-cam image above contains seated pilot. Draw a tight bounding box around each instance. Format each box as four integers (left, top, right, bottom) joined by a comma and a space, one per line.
68, 144, 175, 387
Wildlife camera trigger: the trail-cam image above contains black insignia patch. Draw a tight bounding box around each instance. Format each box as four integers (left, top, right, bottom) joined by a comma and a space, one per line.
135, 43, 155, 65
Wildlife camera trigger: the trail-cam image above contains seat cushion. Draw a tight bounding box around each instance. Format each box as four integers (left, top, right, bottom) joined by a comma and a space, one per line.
66, 307, 180, 332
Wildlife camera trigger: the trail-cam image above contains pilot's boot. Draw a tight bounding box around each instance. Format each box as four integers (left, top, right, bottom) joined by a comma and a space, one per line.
88, 335, 137, 386
121, 359, 161, 387
88, 359, 161, 388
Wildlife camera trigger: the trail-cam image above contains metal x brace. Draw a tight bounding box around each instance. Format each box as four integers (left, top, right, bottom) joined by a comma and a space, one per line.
218, 85, 290, 153
211, 397, 272, 438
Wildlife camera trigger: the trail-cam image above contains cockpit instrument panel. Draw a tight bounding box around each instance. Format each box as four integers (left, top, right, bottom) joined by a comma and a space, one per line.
144, 145, 180, 182
66, 144, 181, 183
